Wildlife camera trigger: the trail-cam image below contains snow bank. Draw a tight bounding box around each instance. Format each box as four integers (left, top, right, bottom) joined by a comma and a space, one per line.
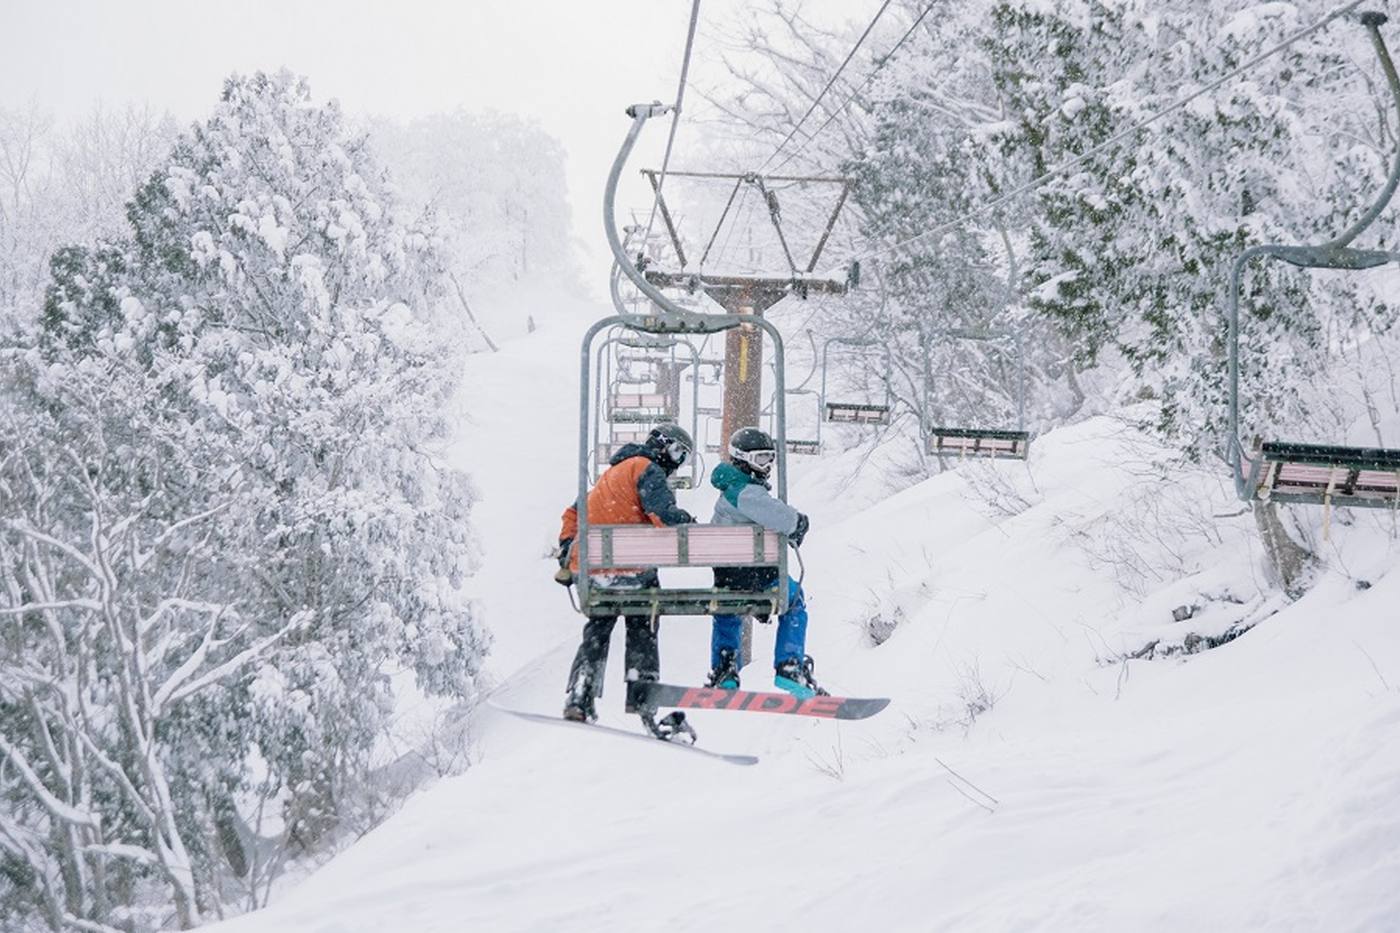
213, 301, 1400, 933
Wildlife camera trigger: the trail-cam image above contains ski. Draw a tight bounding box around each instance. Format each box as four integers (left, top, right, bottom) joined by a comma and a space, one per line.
638, 682, 890, 720
490, 703, 759, 766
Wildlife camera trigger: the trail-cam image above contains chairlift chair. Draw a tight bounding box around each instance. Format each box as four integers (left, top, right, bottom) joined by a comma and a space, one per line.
608, 392, 677, 423
573, 98, 801, 618
590, 325, 703, 490
820, 337, 893, 425
1226, 11, 1400, 511
814, 337, 895, 453
581, 323, 792, 615
922, 327, 1031, 461
780, 386, 821, 455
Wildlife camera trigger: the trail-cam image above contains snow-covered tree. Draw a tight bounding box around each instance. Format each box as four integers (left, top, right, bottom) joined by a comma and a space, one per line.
846, 0, 1400, 454
0, 103, 177, 337
2, 70, 487, 930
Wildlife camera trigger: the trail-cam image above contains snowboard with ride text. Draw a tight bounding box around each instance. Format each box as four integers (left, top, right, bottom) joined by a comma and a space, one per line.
637, 682, 889, 720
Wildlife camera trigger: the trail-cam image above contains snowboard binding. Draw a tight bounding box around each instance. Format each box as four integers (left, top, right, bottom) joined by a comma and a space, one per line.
640, 710, 697, 745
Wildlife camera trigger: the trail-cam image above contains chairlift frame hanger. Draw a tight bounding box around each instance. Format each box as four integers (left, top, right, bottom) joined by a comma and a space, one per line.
1226, 11, 1400, 508
753, 358, 822, 453
779, 386, 822, 455
642, 169, 850, 271
639, 167, 854, 312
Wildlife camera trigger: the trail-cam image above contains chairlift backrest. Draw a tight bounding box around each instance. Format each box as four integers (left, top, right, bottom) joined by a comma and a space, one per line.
579, 524, 785, 616
927, 427, 1029, 461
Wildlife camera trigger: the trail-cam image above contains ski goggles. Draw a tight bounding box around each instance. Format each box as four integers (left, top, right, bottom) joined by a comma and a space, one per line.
735, 448, 777, 469
664, 438, 691, 466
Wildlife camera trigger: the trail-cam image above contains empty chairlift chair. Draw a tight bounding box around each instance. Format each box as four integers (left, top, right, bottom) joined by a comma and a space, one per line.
779, 387, 822, 455
923, 327, 1031, 461
758, 356, 822, 454
609, 391, 676, 423
1226, 11, 1400, 512
594, 428, 652, 472
590, 324, 703, 490
821, 338, 893, 424
817, 337, 894, 450
690, 358, 724, 417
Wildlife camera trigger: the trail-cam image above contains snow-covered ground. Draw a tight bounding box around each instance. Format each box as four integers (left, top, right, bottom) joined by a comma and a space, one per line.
216, 299, 1400, 933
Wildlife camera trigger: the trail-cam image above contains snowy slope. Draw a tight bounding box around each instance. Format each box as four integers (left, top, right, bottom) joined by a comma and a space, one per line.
215, 300, 1400, 933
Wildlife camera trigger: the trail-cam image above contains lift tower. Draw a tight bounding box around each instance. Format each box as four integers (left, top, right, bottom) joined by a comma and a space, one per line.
638, 169, 856, 446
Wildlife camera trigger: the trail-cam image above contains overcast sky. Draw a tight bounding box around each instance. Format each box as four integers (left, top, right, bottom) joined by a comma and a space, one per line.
0, 0, 787, 288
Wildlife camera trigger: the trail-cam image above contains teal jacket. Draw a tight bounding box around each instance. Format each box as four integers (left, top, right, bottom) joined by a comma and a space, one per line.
709, 462, 801, 536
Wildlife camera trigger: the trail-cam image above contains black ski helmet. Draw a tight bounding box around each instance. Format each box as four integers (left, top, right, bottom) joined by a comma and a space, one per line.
646, 423, 694, 473
728, 426, 777, 479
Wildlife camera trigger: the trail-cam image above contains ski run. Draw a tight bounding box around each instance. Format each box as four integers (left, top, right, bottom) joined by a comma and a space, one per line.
211, 299, 1400, 933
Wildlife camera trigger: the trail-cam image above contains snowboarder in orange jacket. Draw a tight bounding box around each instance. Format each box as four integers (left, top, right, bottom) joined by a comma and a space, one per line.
555, 424, 694, 723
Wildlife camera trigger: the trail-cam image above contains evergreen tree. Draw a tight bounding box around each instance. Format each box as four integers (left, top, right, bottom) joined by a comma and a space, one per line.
2, 70, 487, 930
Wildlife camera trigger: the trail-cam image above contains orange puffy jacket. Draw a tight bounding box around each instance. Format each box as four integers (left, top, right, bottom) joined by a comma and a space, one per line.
559, 444, 693, 572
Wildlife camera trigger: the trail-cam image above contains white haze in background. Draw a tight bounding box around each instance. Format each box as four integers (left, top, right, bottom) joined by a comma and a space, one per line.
2, 0, 861, 284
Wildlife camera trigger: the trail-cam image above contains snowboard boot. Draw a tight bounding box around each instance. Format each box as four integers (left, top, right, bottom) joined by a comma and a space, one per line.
641, 710, 697, 745
706, 647, 741, 690
562, 676, 598, 723
774, 655, 830, 700
562, 695, 596, 723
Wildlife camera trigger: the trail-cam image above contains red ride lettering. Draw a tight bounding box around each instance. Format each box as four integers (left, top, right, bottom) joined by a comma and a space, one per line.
747, 692, 799, 714
797, 695, 843, 718
723, 690, 749, 710
680, 688, 723, 709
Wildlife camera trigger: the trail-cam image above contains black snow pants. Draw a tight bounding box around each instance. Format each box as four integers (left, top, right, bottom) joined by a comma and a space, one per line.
565, 572, 660, 712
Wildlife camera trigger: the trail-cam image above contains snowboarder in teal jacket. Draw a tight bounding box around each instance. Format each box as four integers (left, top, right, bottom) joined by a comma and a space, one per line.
707, 427, 827, 698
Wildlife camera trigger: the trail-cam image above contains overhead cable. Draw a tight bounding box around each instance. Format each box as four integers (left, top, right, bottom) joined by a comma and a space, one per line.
757, 0, 896, 173
771, 0, 938, 173
642, 0, 703, 253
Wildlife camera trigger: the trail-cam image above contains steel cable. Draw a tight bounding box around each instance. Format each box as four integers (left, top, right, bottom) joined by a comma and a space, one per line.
757, 0, 896, 174
642, 0, 704, 256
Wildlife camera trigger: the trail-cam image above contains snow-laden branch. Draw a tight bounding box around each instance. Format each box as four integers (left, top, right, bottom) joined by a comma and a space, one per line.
0, 733, 100, 829
137, 596, 229, 638
153, 609, 307, 712
0, 597, 103, 616
2, 518, 103, 580
80, 842, 160, 866
60, 913, 127, 933
132, 499, 231, 573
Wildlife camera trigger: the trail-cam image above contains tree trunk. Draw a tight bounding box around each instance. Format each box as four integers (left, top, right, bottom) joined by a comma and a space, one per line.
1252, 501, 1315, 599
447, 272, 499, 353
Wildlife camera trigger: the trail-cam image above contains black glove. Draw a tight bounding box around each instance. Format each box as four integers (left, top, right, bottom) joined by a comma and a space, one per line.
556, 538, 573, 569
789, 513, 809, 548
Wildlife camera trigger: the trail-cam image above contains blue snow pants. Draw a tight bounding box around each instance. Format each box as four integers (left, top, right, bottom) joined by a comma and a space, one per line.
710, 578, 807, 669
